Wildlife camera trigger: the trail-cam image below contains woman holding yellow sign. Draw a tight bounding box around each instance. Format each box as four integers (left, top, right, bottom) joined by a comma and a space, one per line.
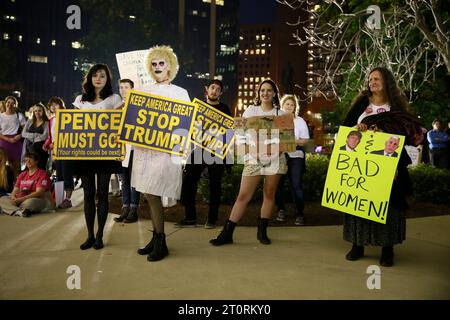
343, 67, 424, 267
210, 79, 287, 246
73, 64, 123, 250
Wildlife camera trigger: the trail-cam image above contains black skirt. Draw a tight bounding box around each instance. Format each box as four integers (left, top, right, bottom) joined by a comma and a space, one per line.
72, 159, 122, 176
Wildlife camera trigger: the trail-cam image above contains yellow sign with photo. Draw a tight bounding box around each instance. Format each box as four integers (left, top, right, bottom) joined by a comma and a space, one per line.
321, 126, 405, 224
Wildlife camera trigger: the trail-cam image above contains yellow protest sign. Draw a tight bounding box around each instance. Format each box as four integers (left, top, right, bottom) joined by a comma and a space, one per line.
190, 98, 235, 159
321, 126, 405, 224
117, 90, 197, 156
53, 109, 124, 160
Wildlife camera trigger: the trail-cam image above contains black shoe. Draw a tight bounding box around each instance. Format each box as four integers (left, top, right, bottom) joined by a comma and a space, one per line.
210, 219, 236, 246
93, 238, 104, 250
137, 231, 156, 255
345, 244, 364, 261
147, 233, 169, 262
114, 207, 130, 222
21, 209, 33, 218
174, 218, 197, 228
380, 246, 394, 267
80, 237, 95, 250
124, 207, 138, 223
257, 217, 271, 245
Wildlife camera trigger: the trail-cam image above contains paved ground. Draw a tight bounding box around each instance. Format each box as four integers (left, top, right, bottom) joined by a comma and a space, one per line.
0, 189, 449, 300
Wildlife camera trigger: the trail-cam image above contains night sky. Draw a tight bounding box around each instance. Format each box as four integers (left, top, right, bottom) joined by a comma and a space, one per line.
239, 0, 277, 24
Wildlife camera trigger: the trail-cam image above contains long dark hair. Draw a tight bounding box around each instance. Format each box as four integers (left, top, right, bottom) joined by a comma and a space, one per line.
254, 79, 281, 108
30, 102, 49, 124
352, 67, 409, 112
81, 64, 113, 102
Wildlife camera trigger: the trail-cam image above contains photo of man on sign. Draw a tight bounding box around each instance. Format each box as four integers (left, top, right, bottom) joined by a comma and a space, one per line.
339, 130, 362, 152
370, 135, 400, 157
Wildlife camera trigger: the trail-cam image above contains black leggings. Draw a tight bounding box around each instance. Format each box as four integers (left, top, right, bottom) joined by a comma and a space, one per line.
81, 173, 111, 239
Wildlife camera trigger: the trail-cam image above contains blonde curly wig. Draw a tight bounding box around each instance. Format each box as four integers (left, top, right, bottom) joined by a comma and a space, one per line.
145, 45, 179, 82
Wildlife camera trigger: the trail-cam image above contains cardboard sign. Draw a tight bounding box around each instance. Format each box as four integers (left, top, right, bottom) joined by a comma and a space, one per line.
115, 49, 153, 91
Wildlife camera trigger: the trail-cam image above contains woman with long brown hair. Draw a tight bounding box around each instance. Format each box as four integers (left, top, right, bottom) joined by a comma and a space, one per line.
210, 79, 287, 246
343, 66, 424, 267
21, 103, 49, 170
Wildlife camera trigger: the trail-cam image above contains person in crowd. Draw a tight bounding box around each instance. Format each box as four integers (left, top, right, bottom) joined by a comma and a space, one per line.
342, 66, 425, 267
446, 121, 450, 170
114, 79, 141, 223
176, 79, 231, 229
0, 152, 53, 217
339, 130, 362, 152
371, 135, 401, 157
133, 45, 190, 262
275, 95, 310, 226
0, 101, 6, 113
426, 119, 449, 169
210, 79, 287, 246
0, 96, 26, 176
73, 63, 123, 250
43, 97, 74, 208
0, 147, 15, 196
21, 103, 49, 171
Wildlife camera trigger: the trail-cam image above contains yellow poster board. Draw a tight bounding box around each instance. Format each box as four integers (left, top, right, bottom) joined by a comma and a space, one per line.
190, 98, 235, 159
53, 109, 124, 160
117, 90, 197, 157
321, 126, 405, 224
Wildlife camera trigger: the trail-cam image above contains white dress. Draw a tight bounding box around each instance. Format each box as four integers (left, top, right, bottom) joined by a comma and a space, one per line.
131, 83, 190, 206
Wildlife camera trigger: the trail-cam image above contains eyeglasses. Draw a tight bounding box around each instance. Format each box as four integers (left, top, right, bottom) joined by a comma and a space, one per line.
151, 61, 165, 67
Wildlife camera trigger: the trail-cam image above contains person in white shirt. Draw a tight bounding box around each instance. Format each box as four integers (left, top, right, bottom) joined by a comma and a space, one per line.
0, 96, 26, 176
210, 79, 287, 246
133, 45, 190, 262
73, 64, 123, 251
274, 95, 310, 226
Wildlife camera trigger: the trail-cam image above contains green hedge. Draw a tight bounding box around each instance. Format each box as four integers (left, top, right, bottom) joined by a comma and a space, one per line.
408, 163, 450, 204
197, 155, 449, 205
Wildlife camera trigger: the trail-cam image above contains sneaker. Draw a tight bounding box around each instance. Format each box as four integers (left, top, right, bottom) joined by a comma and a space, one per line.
174, 219, 197, 228
204, 221, 216, 229
22, 209, 32, 218
58, 199, 72, 209
294, 216, 305, 226
276, 210, 287, 222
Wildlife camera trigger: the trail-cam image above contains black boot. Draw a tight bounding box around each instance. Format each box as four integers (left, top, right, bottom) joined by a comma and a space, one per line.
80, 236, 95, 250
257, 217, 271, 245
124, 207, 138, 223
93, 230, 104, 250
210, 219, 236, 246
147, 233, 169, 262
380, 246, 394, 267
114, 206, 130, 222
345, 243, 364, 261
137, 231, 156, 255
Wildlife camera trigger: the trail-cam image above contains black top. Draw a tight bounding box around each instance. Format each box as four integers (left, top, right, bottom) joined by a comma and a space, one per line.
206, 101, 232, 117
